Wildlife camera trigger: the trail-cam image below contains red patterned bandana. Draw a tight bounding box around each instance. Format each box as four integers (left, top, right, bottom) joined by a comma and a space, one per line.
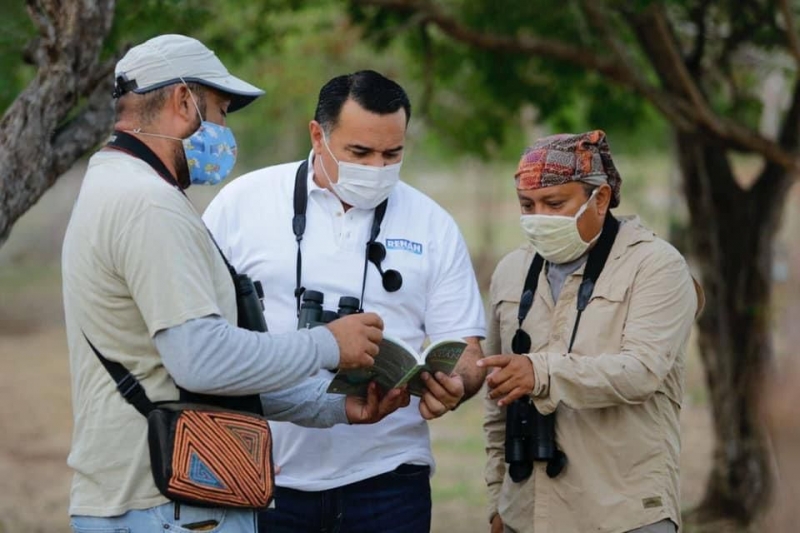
515, 130, 622, 208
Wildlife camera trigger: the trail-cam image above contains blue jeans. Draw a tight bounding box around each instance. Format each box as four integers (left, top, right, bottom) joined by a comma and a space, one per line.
70, 502, 257, 533
258, 464, 431, 533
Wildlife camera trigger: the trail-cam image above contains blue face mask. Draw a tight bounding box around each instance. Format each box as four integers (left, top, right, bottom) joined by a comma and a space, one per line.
182, 121, 237, 186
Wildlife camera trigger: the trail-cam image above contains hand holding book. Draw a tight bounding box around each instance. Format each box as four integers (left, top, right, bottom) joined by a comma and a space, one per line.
327, 336, 468, 398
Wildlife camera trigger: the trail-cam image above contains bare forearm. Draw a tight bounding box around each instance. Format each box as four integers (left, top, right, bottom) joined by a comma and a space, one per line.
456, 337, 486, 399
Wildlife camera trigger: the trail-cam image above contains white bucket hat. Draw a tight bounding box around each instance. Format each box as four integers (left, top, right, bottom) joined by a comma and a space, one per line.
113, 34, 264, 112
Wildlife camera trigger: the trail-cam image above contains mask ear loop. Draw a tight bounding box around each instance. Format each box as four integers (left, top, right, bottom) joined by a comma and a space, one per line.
577, 187, 602, 246
574, 187, 599, 220
318, 133, 339, 188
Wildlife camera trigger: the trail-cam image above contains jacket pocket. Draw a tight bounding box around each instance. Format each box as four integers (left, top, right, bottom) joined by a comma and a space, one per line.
496, 299, 521, 353
570, 282, 629, 356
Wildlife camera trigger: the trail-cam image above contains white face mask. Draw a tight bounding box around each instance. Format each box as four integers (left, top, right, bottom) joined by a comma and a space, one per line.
519, 188, 600, 264
319, 135, 402, 209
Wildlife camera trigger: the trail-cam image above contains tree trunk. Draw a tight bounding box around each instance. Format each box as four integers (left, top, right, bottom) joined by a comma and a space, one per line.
677, 130, 792, 529
0, 0, 117, 250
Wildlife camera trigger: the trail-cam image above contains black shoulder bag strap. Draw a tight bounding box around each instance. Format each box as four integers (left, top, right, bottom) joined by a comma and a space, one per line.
83, 333, 156, 417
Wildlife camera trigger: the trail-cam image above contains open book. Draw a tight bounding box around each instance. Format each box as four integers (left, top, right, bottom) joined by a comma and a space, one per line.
326, 336, 468, 398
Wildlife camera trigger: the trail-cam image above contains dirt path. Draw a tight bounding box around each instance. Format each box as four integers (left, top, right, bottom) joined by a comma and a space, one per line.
0, 326, 73, 533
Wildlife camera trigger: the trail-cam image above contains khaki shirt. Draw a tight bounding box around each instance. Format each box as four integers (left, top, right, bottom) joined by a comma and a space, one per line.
484, 217, 701, 533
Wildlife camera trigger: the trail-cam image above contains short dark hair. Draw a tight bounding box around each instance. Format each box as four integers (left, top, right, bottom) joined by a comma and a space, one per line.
314, 70, 411, 134
116, 82, 207, 125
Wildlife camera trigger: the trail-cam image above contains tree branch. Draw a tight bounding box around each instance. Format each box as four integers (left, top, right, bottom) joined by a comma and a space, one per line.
779, 0, 800, 69
418, 21, 434, 118
753, 77, 800, 204
353, 0, 697, 128
353, 0, 800, 171
578, 1, 689, 124
0, 0, 117, 245
25, 0, 57, 66
686, 0, 712, 75
52, 76, 116, 176
628, 4, 720, 132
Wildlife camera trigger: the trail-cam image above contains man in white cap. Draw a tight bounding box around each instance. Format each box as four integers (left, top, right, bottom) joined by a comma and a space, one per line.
62, 34, 408, 533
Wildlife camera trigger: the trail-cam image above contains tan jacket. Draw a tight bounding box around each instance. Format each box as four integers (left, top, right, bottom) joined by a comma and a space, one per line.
484, 217, 702, 533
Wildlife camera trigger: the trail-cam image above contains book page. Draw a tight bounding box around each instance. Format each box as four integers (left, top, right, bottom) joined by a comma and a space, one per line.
370, 336, 422, 391
406, 339, 468, 396
326, 335, 422, 397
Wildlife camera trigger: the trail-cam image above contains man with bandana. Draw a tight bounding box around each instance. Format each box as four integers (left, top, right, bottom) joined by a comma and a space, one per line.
203, 70, 487, 532
62, 35, 407, 533
480, 131, 704, 533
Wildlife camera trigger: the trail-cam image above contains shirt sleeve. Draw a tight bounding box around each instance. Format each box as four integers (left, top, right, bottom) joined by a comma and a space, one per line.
528, 252, 697, 414
425, 214, 486, 342
153, 315, 340, 395
259, 377, 348, 428
114, 204, 224, 337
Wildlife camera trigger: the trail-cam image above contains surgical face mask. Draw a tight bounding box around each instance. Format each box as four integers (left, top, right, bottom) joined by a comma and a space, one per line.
519, 188, 600, 264
182, 118, 237, 186
319, 135, 402, 209
129, 89, 237, 187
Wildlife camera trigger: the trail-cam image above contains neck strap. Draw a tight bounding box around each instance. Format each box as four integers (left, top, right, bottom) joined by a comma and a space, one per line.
515, 213, 620, 353
107, 131, 184, 190
291, 159, 388, 313
359, 200, 388, 309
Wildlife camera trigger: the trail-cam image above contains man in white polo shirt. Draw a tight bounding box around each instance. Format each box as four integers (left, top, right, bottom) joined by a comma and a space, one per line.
203, 70, 486, 532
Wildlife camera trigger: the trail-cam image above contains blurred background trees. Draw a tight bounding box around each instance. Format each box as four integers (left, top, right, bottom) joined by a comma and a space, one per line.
2, 1, 799, 531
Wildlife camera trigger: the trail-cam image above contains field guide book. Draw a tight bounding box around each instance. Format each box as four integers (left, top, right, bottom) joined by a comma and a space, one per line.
326, 336, 468, 398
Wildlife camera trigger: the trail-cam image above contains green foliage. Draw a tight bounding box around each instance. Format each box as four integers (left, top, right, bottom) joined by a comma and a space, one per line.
348, 0, 669, 158
9, 0, 760, 171
0, 1, 36, 112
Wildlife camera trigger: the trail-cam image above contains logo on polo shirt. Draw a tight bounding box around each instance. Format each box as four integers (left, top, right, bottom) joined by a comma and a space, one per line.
386, 238, 423, 255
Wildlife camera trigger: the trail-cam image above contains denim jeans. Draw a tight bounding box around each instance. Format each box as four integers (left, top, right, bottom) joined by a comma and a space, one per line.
70, 501, 257, 533
627, 519, 677, 533
258, 464, 431, 533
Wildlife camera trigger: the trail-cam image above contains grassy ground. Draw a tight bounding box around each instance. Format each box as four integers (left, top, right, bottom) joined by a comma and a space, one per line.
0, 153, 796, 532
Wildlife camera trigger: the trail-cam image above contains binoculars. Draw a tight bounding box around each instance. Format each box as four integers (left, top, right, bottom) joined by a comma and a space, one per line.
505, 397, 566, 481
234, 273, 268, 332
297, 290, 361, 330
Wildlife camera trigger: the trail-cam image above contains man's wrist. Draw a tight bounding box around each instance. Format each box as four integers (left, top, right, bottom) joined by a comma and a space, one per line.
308, 326, 340, 369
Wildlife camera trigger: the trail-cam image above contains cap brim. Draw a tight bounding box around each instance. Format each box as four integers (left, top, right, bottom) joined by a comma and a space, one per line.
196, 74, 264, 113
132, 74, 264, 113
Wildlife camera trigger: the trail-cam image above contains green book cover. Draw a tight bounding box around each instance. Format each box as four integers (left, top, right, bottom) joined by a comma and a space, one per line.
326, 336, 468, 398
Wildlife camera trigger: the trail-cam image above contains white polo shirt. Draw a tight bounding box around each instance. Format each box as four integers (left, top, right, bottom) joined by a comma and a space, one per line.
203, 153, 485, 490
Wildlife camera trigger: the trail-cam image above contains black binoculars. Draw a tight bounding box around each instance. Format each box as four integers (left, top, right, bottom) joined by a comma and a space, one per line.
505, 397, 566, 481
233, 273, 268, 333
297, 290, 361, 330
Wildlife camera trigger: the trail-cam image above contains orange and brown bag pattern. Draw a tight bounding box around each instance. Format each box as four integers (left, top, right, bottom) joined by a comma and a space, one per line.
167, 410, 274, 508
